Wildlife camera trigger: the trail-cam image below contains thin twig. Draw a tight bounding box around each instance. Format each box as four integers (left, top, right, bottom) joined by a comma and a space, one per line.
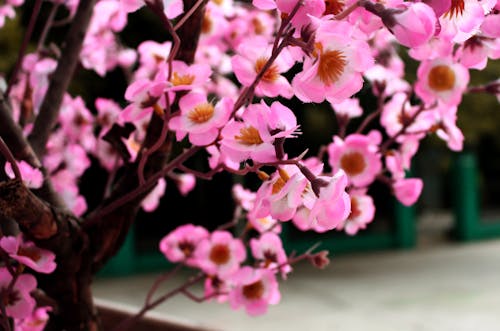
37, 3, 61, 51
6, 0, 43, 96
0, 137, 22, 181
28, 0, 98, 158
173, 0, 206, 31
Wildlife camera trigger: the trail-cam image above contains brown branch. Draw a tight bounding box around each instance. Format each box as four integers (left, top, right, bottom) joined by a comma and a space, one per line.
0, 93, 41, 168
0, 180, 57, 240
86, 0, 208, 272
28, 0, 98, 158
6, 0, 43, 96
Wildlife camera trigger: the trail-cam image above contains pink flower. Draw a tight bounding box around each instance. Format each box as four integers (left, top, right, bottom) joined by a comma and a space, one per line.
248, 215, 282, 234
393, 178, 423, 206
415, 58, 469, 106
0, 267, 37, 319
231, 37, 294, 98
169, 92, 232, 146
159, 224, 209, 267
456, 35, 500, 70
337, 190, 375, 236
388, 2, 436, 48
439, 0, 496, 42
0, 236, 56, 274
381, 92, 435, 138
220, 101, 298, 164
329, 97, 363, 119
232, 184, 256, 211
250, 233, 291, 278
292, 20, 373, 103
166, 60, 211, 92
15, 306, 51, 331
328, 132, 382, 187
250, 167, 308, 221
292, 170, 351, 232
5, 161, 43, 189
195, 231, 246, 279
141, 178, 166, 212
172, 173, 196, 196
228, 267, 280, 316
276, 0, 325, 30
121, 77, 167, 123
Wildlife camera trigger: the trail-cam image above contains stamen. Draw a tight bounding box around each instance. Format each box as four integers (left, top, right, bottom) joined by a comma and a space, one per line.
242, 280, 265, 300
209, 244, 231, 265
255, 57, 280, 83
235, 126, 264, 145
171, 72, 196, 86
324, 0, 345, 15
188, 103, 215, 124
444, 0, 465, 18
428, 65, 455, 92
340, 152, 366, 176
317, 47, 347, 86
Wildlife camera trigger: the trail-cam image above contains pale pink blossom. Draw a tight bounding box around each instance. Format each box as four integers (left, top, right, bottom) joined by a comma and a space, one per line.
195, 231, 246, 279
337, 190, 375, 235
172, 173, 196, 196
276, 0, 325, 30
250, 167, 307, 222
292, 20, 373, 103
328, 132, 382, 187
248, 215, 282, 234
169, 92, 233, 146
393, 178, 423, 206
228, 266, 280, 316
388, 2, 436, 48
159, 224, 209, 267
220, 101, 298, 164
231, 37, 294, 98
141, 178, 166, 212
250, 232, 291, 277
415, 58, 469, 106
329, 98, 363, 119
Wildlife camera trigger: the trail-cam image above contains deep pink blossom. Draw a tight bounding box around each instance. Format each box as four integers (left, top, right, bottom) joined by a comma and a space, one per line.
228, 266, 280, 316
328, 132, 382, 187
0, 236, 56, 274
159, 224, 209, 267
195, 231, 246, 279
0, 267, 37, 319
393, 178, 423, 206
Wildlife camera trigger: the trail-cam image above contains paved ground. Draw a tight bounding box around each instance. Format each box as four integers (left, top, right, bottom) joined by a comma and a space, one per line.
94, 232, 500, 331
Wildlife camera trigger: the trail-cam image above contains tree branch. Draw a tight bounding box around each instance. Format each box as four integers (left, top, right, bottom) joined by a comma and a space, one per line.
28, 0, 98, 158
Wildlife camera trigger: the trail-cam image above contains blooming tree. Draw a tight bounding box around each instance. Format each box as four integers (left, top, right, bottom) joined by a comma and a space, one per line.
0, 0, 499, 330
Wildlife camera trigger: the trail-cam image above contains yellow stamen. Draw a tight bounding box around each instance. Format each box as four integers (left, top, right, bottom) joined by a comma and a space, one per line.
235, 126, 263, 145
187, 103, 214, 124
254, 57, 280, 83
171, 72, 196, 86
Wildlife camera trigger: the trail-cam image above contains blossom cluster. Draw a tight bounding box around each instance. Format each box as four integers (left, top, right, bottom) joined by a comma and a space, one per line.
0, 0, 499, 323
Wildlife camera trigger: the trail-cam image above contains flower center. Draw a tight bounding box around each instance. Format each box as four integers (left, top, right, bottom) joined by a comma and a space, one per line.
272, 168, 290, 194
202, 12, 213, 34
324, 0, 344, 15
428, 65, 455, 92
316, 45, 346, 86
242, 280, 265, 300
254, 57, 280, 83
178, 241, 195, 258
340, 151, 366, 176
263, 250, 277, 267
235, 126, 263, 145
18, 246, 42, 262
251, 18, 265, 35
349, 197, 362, 219
212, 0, 223, 5
171, 72, 196, 86
445, 0, 465, 18
188, 103, 214, 124
209, 244, 231, 265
